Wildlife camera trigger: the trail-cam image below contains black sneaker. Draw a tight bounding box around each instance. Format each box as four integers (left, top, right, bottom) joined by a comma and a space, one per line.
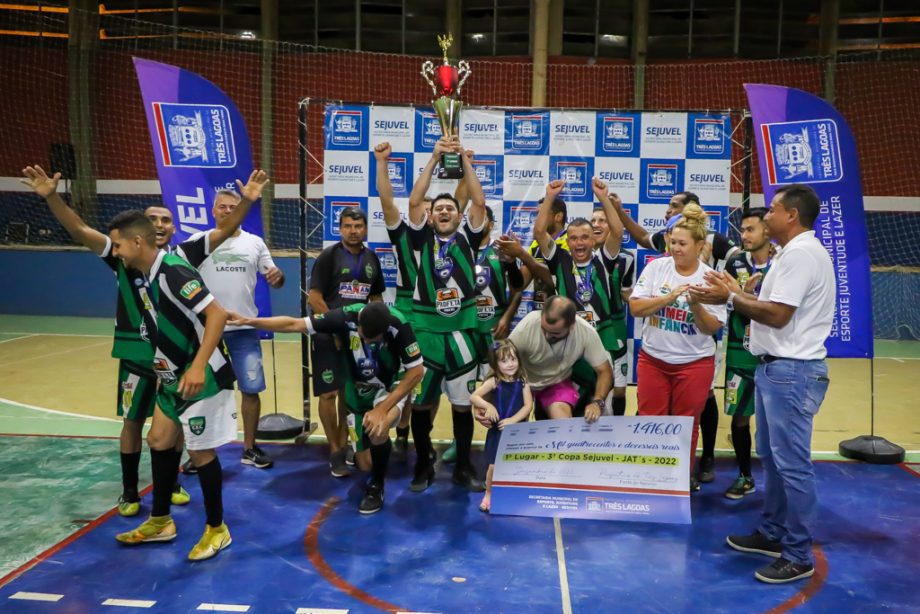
359, 482, 384, 514
697, 456, 715, 483
690, 476, 701, 492
452, 466, 485, 492
754, 557, 815, 584
181, 459, 197, 475
409, 465, 435, 493
393, 436, 409, 460
724, 476, 756, 500
726, 531, 783, 558
345, 446, 356, 467
241, 445, 274, 469
329, 449, 353, 478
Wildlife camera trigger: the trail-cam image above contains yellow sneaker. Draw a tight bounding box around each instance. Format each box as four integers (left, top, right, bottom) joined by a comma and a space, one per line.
171, 485, 191, 506
115, 516, 176, 545
188, 523, 232, 561
117, 495, 140, 517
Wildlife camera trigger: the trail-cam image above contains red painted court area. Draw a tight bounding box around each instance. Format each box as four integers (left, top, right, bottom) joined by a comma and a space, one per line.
1, 442, 918, 613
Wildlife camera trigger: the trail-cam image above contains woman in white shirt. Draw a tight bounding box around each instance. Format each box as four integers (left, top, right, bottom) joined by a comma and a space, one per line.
629, 204, 728, 490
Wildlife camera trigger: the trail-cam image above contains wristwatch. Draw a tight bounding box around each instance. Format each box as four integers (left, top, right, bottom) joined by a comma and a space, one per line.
591, 398, 606, 413
727, 291, 737, 311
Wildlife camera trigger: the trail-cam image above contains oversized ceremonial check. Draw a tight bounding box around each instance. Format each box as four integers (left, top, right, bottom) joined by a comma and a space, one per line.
491, 416, 693, 524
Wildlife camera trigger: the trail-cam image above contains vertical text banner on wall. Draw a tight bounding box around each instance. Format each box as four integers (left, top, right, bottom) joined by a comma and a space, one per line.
132, 57, 272, 326
323, 103, 732, 382
745, 84, 872, 358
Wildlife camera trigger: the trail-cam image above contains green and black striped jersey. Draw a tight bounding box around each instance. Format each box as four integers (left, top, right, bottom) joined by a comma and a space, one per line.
385, 220, 418, 315
406, 218, 485, 333
724, 251, 771, 370
305, 303, 422, 392
473, 244, 523, 334
101, 234, 210, 363
545, 243, 635, 358
145, 250, 235, 399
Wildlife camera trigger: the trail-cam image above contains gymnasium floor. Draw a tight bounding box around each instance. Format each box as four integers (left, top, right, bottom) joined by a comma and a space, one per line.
1, 315, 918, 613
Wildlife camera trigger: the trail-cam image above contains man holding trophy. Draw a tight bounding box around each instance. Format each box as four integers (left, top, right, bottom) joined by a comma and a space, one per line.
401, 35, 488, 493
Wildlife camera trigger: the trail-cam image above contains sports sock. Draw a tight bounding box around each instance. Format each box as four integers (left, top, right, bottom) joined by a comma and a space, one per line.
612, 396, 626, 417
370, 439, 392, 486
196, 456, 224, 528
411, 410, 433, 471
121, 451, 142, 497
700, 394, 719, 461
150, 448, 178, 517
452, 408, 474, 468
731, 422, 753, 477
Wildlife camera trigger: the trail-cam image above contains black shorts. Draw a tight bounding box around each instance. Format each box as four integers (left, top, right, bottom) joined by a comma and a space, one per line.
311, 333, 347, 394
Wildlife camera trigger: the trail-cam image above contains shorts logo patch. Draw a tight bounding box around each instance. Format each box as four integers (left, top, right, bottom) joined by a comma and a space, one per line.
322, 369, 334, 384
179, 280, 202, 300
621, 362, 628, 376
406, 342, 420, 357
188, 416, 206, 436
467, 380, 476, 393
153, 358, 178, 386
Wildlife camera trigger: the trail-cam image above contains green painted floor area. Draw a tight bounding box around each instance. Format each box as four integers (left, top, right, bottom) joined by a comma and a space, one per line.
0, 435, 151, 579
0, 399, 130, 438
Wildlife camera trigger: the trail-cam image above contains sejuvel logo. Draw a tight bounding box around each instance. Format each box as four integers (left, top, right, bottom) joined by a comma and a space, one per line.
557, 161, 587, 197
387, 156, 408, 192
331, 110, 363, 146
762, 119, 843, 185
693, 118, 725, 155
153, 102, 236, 168
329, 202, 361, 237
422, 113, 442, 147
473, 160, 497, 195
511, 115, 543, 150
602, 116, 634, 153
646, 163, 678, 199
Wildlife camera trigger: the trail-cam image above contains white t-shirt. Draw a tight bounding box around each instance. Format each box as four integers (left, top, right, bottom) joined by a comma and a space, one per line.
508, 310, 611, 390
750, 231, 835, 360
631, 256, 727, 364
195, 230, 276, 331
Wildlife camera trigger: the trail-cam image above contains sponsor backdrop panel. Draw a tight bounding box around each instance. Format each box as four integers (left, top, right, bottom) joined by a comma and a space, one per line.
323, 104, 732, 382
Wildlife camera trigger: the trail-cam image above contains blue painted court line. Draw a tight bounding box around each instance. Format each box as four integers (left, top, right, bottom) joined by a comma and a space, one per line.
1, 447, 918, 613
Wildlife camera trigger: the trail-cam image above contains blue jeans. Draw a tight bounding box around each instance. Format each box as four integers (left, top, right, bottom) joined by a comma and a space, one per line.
223, 329, 266, 394
754, 358, 830, 566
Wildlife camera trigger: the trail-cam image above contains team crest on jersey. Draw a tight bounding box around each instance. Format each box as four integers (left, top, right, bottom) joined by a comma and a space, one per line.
476, 296, 495, 321
179, 280, 202, 300
365, 263, 375, 278
435, 288, 461, 317
188, 416, 206, 436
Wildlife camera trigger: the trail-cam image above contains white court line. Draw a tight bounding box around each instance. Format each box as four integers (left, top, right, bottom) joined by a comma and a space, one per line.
0, 396, 123, 423
296, 610, 349, 614
9, 591, 64, 602
0, 339, 109, 369
0, 334, 36, 345
197, 604, 251, 612
102, 598, 156, 608
0, 331, 106, 338
553, 517, 573, 614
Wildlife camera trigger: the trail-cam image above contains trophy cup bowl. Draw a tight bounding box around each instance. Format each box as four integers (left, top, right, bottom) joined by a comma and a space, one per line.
421, 38, 471, 180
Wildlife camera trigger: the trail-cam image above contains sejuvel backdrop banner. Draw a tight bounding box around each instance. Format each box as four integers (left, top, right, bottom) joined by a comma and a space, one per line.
323, 103, 734, 381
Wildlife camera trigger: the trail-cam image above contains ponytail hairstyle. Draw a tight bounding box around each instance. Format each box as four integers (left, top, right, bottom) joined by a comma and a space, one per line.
672, 203, 708, 243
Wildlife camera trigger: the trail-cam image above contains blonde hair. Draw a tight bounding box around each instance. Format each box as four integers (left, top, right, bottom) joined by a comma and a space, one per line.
672, 203, 708, 242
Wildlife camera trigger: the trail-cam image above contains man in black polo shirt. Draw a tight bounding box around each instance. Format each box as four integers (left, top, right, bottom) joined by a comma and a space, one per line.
308, 207, 385, 478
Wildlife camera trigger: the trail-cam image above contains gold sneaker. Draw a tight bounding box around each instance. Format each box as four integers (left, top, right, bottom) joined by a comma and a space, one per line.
188, 523, 232, 561
115, 516, 176, 545
171, 485, 191, 506
117, 496, 140, 517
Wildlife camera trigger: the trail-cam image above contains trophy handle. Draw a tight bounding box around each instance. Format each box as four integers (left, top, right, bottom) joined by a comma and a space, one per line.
456, 60, 471, 95
421, 61, 439, 97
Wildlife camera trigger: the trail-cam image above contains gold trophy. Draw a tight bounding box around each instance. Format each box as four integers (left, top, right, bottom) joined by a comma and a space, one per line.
421, 34, 471, 179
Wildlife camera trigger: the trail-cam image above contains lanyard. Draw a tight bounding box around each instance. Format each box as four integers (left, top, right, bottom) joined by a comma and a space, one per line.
572, 257, 594, 304
435, 234, 457, 262
496, 380, 522, 418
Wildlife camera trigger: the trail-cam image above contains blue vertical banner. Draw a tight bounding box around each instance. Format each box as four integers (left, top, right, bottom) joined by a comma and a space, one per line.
133, 57, 272, 326
745, 84, 872, 358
